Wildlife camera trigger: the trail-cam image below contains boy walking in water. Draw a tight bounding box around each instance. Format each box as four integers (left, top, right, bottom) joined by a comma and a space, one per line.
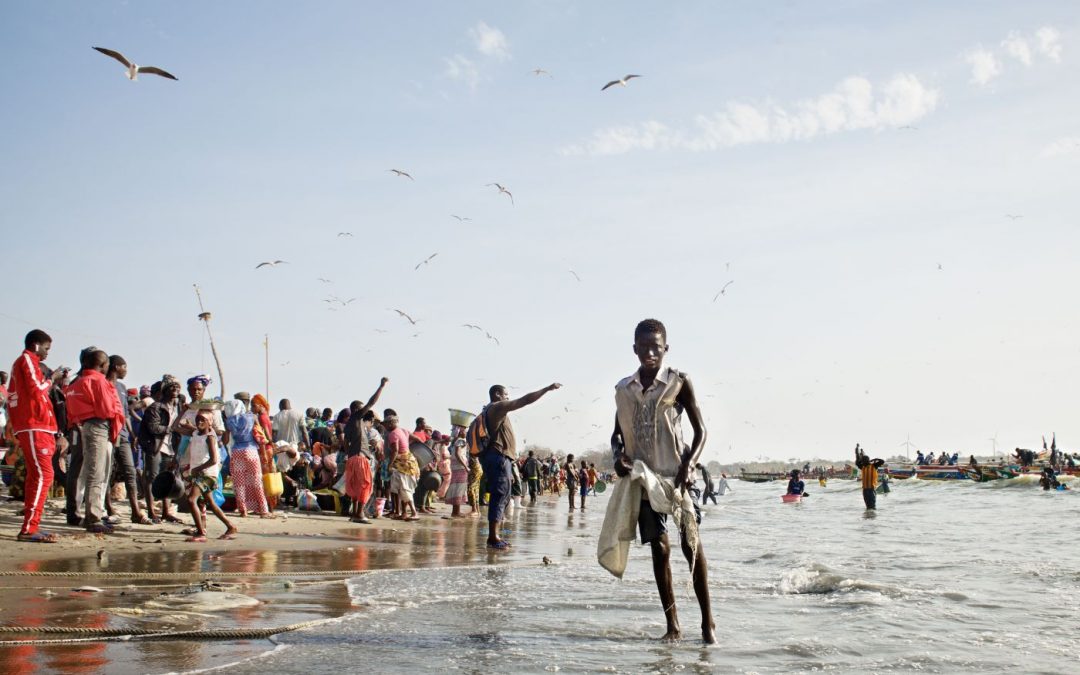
609, 318, 715, 643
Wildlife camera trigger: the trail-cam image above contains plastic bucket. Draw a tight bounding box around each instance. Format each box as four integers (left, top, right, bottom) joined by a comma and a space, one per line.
151, 471, 185, 501
449, 408, 476, 428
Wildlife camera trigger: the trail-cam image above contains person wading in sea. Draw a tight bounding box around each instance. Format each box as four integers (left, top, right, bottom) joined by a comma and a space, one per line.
481, 382, 561, 550
609, 318, 715, 644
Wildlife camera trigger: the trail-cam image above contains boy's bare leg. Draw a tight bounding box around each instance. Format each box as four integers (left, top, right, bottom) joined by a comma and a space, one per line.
681, 536, 716, 644
650, 534, 680, 641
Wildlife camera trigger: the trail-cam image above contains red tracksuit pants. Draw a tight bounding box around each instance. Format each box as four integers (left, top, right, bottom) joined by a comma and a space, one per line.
17, 431, 55, 536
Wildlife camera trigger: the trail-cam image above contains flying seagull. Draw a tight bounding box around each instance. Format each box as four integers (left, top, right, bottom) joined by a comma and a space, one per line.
92, 47, 178, 81
462, 323, 484, 331
450, 214, 472, 222
530, 68, 553, 78
317, 277, 332, 283
391, 309, 419, 325
601, 74, 642, 91
485, 332, 501, 346
712, 280, 734, 301
898, 125, 919, 131
389, 169, 414, 180
255, 260, 288, 269
1005, 214, 1023, 220
937, 263, 943, 271
337, 232, 353, 237
414, 253, 438, 271
569, 270, 582, 282
486, 183, 514, 205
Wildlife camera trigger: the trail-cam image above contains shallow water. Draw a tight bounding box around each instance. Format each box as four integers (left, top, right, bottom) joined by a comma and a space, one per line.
5, 479, 1080, 673
236, 479, 1080, 674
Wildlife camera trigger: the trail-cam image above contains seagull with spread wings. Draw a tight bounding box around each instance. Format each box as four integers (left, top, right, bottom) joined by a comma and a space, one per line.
712, 280, 734, 301
391, 309, 419, 325
485, 332, 501, 346
317, 277, 332, 283
530, 68, 553, 78
451, 214, 472, 222
601, 74, 641, 91
486, 183, 514, 205
569, 269, 582, 282
255, 260, 288, 269
462, 323, 484, 331
337, 232, 353, 237
1005, 214, 1023, 220
414, 253, 438, 271
389, 169, 414, 180
92, 47, 178, 81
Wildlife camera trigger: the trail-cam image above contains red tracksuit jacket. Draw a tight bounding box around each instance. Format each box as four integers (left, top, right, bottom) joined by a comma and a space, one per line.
64, 369, 124, 443
7, 350, 57, 434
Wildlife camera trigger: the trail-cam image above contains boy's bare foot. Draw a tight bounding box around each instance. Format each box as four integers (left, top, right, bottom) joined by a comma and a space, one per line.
659, 629, 681, 642
702, 621, 716, 644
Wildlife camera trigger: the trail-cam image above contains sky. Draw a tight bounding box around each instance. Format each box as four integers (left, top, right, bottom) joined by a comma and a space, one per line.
1, 1, 1077, 463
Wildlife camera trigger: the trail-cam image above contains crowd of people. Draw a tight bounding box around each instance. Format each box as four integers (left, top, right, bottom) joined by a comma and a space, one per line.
0, 329, 620, 544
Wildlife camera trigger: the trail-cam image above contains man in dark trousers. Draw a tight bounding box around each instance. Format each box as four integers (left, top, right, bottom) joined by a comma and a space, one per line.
482, 382, 561, 549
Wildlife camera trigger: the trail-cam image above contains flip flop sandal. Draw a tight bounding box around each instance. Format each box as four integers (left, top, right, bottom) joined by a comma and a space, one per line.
181, 528, 199, 537
131, 515, 153, 525
185, 535, 208, 543
17, 531, 59, 543
86, 523, 115, 535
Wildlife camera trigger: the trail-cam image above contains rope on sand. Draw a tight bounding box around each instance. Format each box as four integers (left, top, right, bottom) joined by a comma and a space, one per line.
0, 617, 333, 645
0, 560, 535, 580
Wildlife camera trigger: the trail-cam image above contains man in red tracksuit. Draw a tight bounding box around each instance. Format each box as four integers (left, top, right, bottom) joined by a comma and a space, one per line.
8, 330, 68, 542
64, 349, 124, 533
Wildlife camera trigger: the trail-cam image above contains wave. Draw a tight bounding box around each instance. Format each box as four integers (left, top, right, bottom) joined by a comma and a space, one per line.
776, 562, 903, 597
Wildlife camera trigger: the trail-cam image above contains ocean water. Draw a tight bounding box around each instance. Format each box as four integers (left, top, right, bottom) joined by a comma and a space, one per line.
227, 478, 1080, 674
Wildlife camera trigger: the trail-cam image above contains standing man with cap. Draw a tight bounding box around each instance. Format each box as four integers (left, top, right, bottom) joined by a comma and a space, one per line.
8, 330, 67, 542
234, 392, 251, 412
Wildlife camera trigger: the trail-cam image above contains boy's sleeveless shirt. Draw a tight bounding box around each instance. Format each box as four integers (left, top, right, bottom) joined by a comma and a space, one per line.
614, 366, 685, 478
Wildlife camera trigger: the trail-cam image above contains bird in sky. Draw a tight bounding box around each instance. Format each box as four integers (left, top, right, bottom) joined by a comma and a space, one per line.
255, 260, 288, 269
601, 74, 642, 91
569, 270, 582, 282
485, 332, 501, 346
530, 68, 552, 78
450, 214, 472, 222
92, 47, 178, 81
391, 309, 418, 325
712, 280, 734, 301
317, 277, 332, 283
937, 263, 943, 270
1005, 214, 1023, 220
414, 253, 438, 271
462, 323, 483, 331
898, 125, 919, 131
389, 169, 414, 180
486, 183, 514, 205
373, 329, 389, 334
337, 232, 353, 237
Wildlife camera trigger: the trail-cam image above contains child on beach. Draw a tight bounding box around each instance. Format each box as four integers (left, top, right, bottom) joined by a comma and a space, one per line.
606, 318, 715, 644
564, 454, 577, 510
183, 411, 236, 542
579, 460, 589, 510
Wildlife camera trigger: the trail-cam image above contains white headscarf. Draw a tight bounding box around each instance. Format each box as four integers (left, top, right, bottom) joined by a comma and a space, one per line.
224, 399, 246, 419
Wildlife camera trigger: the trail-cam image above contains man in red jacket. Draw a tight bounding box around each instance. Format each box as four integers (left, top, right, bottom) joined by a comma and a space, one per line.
64, 349, 124, 533
8, 330, 68, 542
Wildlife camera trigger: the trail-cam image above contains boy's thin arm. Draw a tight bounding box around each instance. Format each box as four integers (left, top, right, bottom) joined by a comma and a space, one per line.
675, 374, 707, 485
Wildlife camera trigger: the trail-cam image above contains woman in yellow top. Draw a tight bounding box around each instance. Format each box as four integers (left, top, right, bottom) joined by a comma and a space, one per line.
855, 444, 883, 510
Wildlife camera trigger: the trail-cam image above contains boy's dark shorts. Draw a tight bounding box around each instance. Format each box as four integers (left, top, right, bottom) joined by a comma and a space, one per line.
638, 498, 702, 544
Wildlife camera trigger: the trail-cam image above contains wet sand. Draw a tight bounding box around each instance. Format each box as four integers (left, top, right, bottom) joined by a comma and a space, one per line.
0, 494, 575, 673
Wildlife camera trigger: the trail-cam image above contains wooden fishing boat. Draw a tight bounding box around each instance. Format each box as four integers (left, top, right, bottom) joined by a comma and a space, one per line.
737, 470, 784, 483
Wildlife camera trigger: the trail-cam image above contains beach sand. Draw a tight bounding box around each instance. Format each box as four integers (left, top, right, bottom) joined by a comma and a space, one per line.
0, 492, 563, 673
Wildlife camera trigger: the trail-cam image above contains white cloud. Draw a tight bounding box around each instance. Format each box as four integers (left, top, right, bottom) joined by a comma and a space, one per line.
469, 21, 510, 61
1002, 32, 1033, 66
965, 48, 1001, 85
444, 54, 479, 90
1036, 26, 1063, 62
1040, 136, 1080, 158
561, 74, 939, 156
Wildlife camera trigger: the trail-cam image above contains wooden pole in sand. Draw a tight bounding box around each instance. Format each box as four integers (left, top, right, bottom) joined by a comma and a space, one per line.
264, 334, 270, 402
193, 284, 226, 400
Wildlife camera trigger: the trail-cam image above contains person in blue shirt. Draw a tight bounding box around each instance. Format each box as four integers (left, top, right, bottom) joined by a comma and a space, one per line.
786, 469, 805, 496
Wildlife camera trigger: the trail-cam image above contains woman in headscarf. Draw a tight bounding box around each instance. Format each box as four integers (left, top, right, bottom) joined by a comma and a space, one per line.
443, 437, 470, 518
250, 393, 277, 508
173, 375, 225, 447
386, 414, 419, 521
222, 399, 272, 518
